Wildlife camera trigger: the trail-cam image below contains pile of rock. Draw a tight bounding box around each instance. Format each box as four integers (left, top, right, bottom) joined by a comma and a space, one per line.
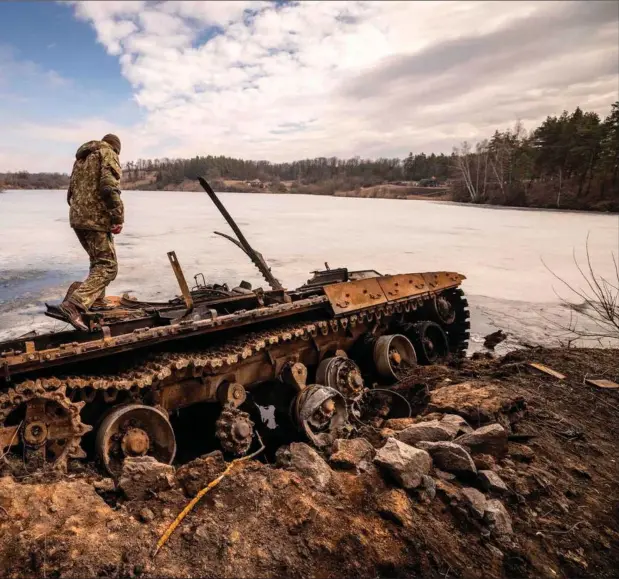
94, 395, 525, 541
372, 414, 515, 535
319, 411, 518, 538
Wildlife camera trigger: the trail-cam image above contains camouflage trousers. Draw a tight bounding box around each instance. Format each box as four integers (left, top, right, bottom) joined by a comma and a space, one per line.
69, 229, 118, 311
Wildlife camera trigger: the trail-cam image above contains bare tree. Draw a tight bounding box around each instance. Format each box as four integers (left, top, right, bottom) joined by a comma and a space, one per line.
453, 142, 477, 202
542, 235, 619, 343
453, 140, 489, 203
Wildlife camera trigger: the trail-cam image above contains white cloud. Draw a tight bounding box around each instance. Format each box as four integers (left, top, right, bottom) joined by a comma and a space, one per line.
0, 44, 71, 90
8, 1, 619, 171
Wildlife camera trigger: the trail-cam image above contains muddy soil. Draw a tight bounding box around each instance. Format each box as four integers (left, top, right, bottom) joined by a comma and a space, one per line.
1, 347, 618, 579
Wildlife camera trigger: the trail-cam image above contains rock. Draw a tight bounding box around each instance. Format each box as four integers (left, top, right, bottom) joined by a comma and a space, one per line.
507, 442, 535, 462
455, 424, 508, 457
176, 451, 227, 497
416, 441, 477, 476
428, 381, 526, 425
376, 489, 413, 526
396, 421, 454, 445
330, 438, 375, 471
93, 478, 115, 493
373, 438, 432, 489
483, 330, 507, 350
415, 412, 445, 423
473, 454, 496, 471
379, 428, 397, 441
276, 443, 332, 491
138, 507, 154, 523
118, 456, 176, 501
419, 475, 436, 502
435, 479, 461, 502
383, 418, 416, 431
478, 470, 508, 493
434, 469, 456, 482
461, 487, 487, 519
484, 499, 513, 535
440, 414, 473, 437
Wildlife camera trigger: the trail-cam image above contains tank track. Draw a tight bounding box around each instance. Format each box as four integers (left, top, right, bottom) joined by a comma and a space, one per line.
444, 287, 470, 358
0, 290, 470, 466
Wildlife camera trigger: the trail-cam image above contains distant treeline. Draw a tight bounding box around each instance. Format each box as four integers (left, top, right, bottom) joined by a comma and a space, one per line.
451, 102, 619, 211
123, 152, 451, 194
0, 171, 69, 191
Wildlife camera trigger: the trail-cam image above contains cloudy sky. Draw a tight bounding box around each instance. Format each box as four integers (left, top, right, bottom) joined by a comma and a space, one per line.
0, 1, 617, 173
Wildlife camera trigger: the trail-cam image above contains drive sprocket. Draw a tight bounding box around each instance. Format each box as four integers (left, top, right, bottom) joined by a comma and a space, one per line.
0, 381, 91, 471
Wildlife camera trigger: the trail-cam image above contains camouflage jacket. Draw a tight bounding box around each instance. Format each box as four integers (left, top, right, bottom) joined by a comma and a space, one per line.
68, 140, 124, 231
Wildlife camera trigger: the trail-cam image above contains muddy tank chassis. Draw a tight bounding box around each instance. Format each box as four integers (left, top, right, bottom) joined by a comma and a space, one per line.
0, 179, 470, 475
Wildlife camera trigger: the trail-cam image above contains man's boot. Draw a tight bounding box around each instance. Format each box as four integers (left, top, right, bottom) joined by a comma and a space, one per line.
58, 300, 89, 332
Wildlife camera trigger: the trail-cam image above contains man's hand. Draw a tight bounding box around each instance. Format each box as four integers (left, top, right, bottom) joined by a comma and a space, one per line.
111, 225, 123, 235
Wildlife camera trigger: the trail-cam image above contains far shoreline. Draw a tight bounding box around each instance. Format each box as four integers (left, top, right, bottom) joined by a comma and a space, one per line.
3, 187, 618, 216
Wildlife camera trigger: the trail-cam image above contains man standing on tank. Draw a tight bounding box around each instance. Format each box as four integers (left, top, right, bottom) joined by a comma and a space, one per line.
59, 134, 124, 331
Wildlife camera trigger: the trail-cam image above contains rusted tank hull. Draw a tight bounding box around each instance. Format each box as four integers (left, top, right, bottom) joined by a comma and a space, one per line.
0, 270, 469, 473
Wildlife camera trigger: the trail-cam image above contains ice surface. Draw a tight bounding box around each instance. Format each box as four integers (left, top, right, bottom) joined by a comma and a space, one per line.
1, 189, 617, 350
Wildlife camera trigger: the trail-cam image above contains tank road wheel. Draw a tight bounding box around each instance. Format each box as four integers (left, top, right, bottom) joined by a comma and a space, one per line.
96, 404, 176, 477
292, 385, 348, 448
0, 384, 91, 471
316, 356, 364, 401
216, 405, 255, 456
408, 321, 450, 365
432, 294, 457, 325
373, 334, 417, 380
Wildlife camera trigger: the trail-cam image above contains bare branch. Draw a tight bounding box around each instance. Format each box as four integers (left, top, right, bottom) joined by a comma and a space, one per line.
541, 239, 619, 343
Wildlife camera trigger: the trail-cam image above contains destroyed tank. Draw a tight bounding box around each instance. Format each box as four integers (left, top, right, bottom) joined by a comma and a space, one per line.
0, 178, 470, 475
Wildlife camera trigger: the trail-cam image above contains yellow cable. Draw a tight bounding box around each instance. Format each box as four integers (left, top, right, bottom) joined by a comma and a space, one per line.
153, 435, 264, 558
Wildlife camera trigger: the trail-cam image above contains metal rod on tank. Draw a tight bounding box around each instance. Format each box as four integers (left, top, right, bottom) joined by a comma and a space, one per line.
197, 177, 283, 291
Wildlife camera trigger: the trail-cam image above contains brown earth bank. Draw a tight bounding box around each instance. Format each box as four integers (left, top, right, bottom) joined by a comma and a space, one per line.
1, 347, 618, 579
120, 176, 616, 211
120, 175, 450, 201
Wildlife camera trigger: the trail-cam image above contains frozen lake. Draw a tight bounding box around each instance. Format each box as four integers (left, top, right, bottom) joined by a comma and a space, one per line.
1, 189, 618, 352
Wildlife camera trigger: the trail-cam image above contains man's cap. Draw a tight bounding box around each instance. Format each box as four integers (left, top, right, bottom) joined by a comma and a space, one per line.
102, 134, 121, 154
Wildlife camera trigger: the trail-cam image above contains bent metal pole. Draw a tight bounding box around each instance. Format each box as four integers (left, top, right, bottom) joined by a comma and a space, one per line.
197, 176, 283, 290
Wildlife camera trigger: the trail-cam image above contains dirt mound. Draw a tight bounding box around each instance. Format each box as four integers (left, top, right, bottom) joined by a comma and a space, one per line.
428, 381, 527, 427
0, 477, 147, 578
0, 348, 618, 579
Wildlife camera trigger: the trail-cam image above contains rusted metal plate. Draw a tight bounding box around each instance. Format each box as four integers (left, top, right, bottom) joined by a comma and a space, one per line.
158, 379, 214, 411
378, 272, 465, 302
528, 362, 566, 380
167, 251, 194, 314
324, 278, 388, 315
585, 378, 619, 390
